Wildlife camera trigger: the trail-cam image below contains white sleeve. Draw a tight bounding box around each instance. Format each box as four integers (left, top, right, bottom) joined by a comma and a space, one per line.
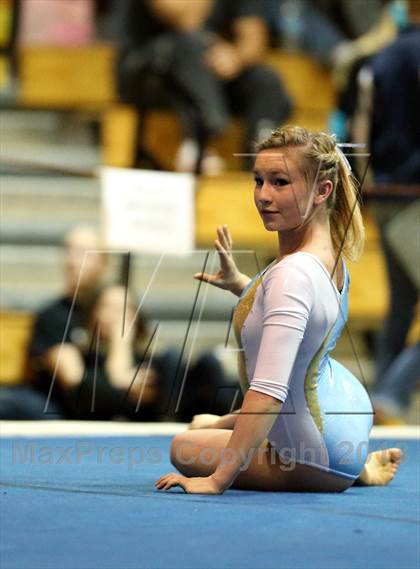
249, 261, 315, 402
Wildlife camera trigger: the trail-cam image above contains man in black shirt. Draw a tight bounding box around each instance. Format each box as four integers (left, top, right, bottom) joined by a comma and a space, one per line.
114, 0, 291, 170
27, 226, 108, 417
0, 226, 107, 419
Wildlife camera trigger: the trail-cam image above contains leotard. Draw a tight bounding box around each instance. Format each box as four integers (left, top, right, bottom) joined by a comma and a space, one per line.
232, 251, 373, 480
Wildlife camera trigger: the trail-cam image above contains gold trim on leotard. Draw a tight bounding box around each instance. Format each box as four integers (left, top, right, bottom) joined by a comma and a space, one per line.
232, 276, 263, 394
303, 292, 346, 434
232, 267, 344, 437
303, 342, 326, 433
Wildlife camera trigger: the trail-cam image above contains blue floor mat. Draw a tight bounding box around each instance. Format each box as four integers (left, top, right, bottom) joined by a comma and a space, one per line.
1, 436, 419, 569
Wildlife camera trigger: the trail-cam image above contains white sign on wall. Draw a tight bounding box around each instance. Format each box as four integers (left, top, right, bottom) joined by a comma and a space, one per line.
101, 167, 195, 254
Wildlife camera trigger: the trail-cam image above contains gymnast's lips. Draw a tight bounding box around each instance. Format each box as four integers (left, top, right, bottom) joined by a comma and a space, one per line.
261, 210, 279, 215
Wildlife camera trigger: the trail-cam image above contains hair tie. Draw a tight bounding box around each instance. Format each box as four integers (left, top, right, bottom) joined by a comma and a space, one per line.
336, 144, 352, 174
331, 134, 366, 174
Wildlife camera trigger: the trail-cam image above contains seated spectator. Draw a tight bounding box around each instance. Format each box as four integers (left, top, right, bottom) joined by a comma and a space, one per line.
0, 225, 239, 421
0, 225, 105, 420
57, 283, 161, 420
63, 283, 240, 421
263, 0, 402, 142
263, 0, 394, 67
114, 0, 291, 172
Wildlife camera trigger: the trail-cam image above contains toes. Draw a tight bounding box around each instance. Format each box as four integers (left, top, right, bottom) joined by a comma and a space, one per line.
390, 448, 403, 464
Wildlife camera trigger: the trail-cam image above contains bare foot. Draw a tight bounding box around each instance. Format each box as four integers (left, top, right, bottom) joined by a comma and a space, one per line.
356, 448, 402, 486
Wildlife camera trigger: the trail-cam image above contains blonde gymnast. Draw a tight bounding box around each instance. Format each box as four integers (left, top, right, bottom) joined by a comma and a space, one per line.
155, 126, 401, 494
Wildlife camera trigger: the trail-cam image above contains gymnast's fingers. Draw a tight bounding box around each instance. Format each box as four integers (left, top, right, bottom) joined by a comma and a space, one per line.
155, 473, 173, 487
193, 272, 220, 286
217, 226, 231, 253
193, 271, 209, 282
215, 239, 231, 270
223, 224, 233, 249
155, 473, 185, 491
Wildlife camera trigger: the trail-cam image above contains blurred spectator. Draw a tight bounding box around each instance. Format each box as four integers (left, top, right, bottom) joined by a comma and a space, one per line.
263, 0, 393, 66
369, 12, 420, 183
331, 0, 405, 141
366, 9, 420, 422
372, 343, 420, 424
28, 226, 107, 414
30, 279, 240, 422
0, 226, 240, 421
0, 225, 105, 419
56, 283, 161, 420
263, 0, 401, 142
113, 0, 291, 172
75, 283, 241, 421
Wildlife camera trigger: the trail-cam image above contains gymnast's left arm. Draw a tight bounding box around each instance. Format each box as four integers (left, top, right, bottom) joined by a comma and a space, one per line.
155, 391, 281, 494
210, 389, 282, 490
156, 262, 314, 494
211, 262, 315, 491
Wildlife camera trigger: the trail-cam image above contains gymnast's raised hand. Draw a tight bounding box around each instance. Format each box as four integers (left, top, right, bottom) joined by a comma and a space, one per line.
193, 225, 251, 296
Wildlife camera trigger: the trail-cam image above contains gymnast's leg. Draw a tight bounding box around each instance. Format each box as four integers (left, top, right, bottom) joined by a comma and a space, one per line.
170, 429, 402, 491
170, 429, 353, 492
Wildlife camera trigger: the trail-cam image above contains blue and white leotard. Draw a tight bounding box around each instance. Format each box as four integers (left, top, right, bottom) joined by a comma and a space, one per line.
232, 251, 373, 480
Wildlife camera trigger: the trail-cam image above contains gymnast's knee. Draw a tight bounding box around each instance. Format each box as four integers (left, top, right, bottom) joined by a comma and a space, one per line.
170, 433, 195, 469
169, 434, 181, 466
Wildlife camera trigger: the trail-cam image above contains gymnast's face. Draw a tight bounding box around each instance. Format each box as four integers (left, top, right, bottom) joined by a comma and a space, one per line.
253, 147, 313, 232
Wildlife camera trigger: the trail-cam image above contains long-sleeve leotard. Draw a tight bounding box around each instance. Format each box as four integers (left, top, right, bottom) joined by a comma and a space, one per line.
232, 251, 373, 479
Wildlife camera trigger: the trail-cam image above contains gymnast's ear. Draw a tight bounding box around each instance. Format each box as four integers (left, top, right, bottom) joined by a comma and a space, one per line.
314, 180, 334, 205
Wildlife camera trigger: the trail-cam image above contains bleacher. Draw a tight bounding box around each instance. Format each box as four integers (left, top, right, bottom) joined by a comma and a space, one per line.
15, 44, 335, 169
1, 43, 418, 386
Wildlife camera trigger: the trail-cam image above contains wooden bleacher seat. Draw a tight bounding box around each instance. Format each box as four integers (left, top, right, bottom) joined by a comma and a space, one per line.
0, 311, 33, 385
16, 43, 335, 169
17, 43, 115, 110
103, 51, 336, 169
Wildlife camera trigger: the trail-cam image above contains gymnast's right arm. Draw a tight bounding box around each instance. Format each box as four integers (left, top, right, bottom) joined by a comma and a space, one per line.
193, 225, 251, 296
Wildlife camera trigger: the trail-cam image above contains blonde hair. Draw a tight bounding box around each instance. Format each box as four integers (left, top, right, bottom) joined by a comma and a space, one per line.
254, 125, 365, 262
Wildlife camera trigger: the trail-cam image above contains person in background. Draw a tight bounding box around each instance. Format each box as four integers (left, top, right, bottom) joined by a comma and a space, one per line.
24, 226, 172, 421
366, 3, 420, 423
25, 226, 109, 418
66, 283, 241, 421
263, 0, 394, 66
114, 0, 291, 172
0, 225, 106, 419
0, 223, 239, 421
61, 283, 160, 420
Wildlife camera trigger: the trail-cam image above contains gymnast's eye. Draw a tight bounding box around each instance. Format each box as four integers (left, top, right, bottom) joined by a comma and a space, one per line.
254, 177, 263, 187
274, 177, 289, 187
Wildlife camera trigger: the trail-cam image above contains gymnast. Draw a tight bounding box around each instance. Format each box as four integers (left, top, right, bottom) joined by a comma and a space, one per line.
155, 125, 402, 494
